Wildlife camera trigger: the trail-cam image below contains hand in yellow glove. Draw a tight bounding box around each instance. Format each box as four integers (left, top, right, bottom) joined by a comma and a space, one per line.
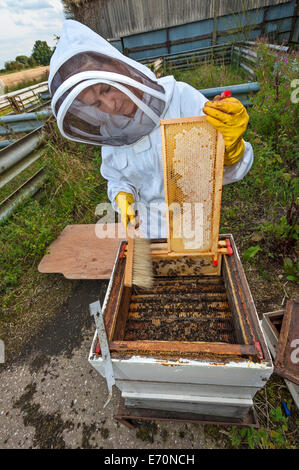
115, 192, 136, 231
203, 97, 249, 166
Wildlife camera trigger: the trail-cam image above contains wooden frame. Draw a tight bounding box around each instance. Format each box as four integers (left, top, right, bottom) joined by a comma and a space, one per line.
275, 299, 299, 385
109, 341, 256, 356
150, 240, 230, 257
124, 231, 134, 287
160, 116, 225, 259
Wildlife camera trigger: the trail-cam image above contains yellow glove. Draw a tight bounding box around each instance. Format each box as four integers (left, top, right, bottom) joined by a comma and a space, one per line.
203, 97, 249, 166
115, 192, 136, 230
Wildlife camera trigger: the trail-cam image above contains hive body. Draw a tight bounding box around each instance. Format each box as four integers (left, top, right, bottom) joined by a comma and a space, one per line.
89, 236, 273, 420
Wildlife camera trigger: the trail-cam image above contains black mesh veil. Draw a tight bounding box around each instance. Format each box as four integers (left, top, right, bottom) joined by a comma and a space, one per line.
50, 52, 166, 146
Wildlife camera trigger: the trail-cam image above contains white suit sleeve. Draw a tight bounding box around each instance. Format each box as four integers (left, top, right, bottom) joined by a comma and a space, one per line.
222, 141, 254, 185
176, 82, 254, 184
100, 148, 138, 212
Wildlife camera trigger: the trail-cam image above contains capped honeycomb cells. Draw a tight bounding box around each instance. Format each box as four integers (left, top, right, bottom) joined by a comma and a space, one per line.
163, 120, 218, 252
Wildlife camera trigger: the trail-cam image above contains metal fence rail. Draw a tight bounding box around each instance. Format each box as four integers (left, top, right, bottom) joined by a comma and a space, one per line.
0, 109, 51, 136
143, 40, 291, 78
231, 41, 290, 76
142, 43, 233, 72
200, 82, 260, 107
0, 139, 16, 149
0, 126, 48, 223
0, 127, 45, 189
0, 81, 49, 115
0, 168, 48, 224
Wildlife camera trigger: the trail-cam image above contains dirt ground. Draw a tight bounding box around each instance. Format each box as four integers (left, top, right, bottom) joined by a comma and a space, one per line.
0, 261, 297, 449
0, 277, 224, 450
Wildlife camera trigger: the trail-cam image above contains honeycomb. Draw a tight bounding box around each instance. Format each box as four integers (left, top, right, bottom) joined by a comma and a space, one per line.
161, 117, 223, 253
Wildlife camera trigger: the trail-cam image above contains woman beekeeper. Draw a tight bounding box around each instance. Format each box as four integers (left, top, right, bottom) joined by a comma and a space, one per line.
49, 20, 253, 238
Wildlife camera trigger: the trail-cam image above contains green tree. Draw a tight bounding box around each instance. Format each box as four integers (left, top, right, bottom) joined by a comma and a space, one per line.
15, 55, 30, 67
28, 56, 37, 68
32, 40, 53, 66
5, 60, 23, 72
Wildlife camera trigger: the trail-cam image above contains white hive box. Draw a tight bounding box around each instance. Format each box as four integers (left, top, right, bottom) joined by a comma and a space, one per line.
88, 235, 273, 420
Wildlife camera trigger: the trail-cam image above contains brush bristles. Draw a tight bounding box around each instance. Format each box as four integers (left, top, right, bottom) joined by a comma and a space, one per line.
132, 238, 153, 289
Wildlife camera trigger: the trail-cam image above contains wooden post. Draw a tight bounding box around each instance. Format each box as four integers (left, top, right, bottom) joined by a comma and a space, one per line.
290, 0, 299, 43
166, 27, 171, 54
213, 0, 219, 46
261, 6, 269, 36
8, 96, 22, 113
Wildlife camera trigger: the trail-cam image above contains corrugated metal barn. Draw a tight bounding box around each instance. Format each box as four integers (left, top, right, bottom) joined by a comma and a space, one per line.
64, 0, 298, 60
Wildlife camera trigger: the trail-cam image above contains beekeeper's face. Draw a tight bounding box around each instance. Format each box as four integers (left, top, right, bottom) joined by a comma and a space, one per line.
51, 48, 166, 146
78, 83, 138, 118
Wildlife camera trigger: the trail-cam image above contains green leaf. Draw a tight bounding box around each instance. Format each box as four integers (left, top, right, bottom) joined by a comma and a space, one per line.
243, 245, 262, 261
284, 258, 293, 270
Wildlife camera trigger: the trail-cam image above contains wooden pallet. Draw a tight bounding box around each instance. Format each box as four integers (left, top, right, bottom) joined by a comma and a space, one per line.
114, 400, 259, 430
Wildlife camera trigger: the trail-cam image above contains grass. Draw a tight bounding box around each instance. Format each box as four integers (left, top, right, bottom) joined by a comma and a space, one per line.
221, 43, 299, 282
0, 45, 298, 448
0, 157, 44, 203
172, 61, 249, 89
0, 120, 108, 306
227, 375, 299, 449
0, 65, 44, 76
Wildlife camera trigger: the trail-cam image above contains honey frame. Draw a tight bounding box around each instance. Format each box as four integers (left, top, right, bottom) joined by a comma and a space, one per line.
160, 116, 225, 258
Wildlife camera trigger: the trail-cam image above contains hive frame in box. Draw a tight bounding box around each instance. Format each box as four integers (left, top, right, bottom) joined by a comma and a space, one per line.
92, 235, 270, 360
88, 234, 273, 419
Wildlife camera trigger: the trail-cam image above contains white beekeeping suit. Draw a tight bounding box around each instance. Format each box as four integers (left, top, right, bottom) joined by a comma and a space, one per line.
49, 20, 254, 238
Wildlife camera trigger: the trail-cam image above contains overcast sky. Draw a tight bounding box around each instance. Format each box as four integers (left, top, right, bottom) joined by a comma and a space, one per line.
0, 0, 65, 68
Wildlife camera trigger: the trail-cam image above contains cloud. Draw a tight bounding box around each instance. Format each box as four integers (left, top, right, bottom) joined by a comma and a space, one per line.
14, 19, 33, 26
0, 0, 64, 67
2, 0, 53, 12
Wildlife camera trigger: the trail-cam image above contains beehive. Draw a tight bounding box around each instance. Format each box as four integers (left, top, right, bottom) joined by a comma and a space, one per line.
89, 235, 273, 420
88, 118, 273, 421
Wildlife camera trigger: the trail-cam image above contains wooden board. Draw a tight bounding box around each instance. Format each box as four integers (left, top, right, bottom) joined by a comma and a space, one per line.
38, 224, 128, 280
275, 299, 299, 385
114, 400, 259, 429
109, 340, 257, 356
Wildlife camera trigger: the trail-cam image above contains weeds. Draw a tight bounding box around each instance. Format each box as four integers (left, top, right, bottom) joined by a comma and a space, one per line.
222, 42, 299, 282
172, 61, 248, 90
228, 376, 299, 449
228, 1, 262, 43
0, 121, 107, 300
3, 72, 49, 94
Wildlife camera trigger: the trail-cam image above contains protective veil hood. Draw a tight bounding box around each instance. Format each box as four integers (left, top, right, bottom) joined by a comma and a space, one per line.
49, 20, 167, 146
